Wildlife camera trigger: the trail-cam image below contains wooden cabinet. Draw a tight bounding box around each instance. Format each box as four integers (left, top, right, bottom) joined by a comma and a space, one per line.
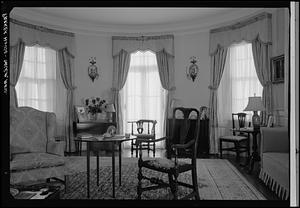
166, 119, 209, 158
73, 121, 117, 153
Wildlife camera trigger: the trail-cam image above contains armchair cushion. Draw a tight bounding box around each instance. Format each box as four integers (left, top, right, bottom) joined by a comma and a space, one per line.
11, 153, 65, 172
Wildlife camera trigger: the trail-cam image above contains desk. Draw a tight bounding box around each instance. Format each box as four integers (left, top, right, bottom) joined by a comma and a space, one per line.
74, 135, 134, 198
233, 127, 260, 174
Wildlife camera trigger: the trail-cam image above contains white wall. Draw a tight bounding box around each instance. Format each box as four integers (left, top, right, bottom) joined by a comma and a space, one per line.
174, 32, 210, 108
74, 34, 113, 105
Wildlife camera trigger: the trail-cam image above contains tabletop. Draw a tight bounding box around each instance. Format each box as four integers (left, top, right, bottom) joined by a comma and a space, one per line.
74, 134, 135, 143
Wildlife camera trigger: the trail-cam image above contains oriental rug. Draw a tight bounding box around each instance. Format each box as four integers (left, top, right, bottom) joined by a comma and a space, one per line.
61, 157, 266, 200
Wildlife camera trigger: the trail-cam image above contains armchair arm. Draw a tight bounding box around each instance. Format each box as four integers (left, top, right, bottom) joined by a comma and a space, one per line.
171, 139, 195, 150
47, 140, 65, 156
260, 127, 289, 153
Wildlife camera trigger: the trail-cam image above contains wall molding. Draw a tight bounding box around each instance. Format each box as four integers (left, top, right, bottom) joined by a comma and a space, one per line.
10, 8, 267, 36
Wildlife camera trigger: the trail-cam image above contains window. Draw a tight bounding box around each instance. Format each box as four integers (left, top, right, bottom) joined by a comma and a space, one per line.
16, 45, 57, 112
121, 51, 166, 148
217, 42, 263, 128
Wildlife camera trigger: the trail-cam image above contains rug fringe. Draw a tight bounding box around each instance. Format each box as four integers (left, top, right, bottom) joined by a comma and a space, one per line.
259, 169, 289, 200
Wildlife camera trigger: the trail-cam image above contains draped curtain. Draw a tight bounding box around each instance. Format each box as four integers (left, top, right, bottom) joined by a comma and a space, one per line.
10, 18, 76, 152
111, 49, 131, 134
9, 39, 25, 107
208, 46, 228, 154
252, 37, 272, 125
208, 12, 272, 154
112, 35, 175, 140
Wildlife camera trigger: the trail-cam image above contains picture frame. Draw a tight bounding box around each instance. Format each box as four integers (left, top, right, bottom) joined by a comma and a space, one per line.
271, 55, 284, 83
75, 106, 88, 122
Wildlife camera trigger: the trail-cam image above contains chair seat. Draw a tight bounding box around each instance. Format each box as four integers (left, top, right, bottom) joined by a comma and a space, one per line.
141, 158, 191, 173
220, 135, 248, 141
133, 134, 154, 139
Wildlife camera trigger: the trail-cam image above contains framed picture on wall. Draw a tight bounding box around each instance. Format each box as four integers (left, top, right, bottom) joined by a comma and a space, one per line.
271, 55, 284, 83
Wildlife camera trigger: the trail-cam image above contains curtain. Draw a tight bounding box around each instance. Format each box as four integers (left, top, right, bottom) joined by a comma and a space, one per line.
252, 37, 272, 125
10, 39, 25, 107
208, 46, 228, 154
121, 51, 166, 148
58, 48, 76, 153
112, 49, 131, 134
156, 49, 176, 136
217, 42, 263, 152
208, 12, 272, 154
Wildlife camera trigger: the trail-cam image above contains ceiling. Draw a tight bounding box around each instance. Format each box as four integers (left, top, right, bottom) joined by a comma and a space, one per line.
10, 7, 266, 35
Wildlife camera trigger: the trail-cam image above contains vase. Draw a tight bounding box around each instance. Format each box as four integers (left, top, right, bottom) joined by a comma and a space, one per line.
97, 112, 107, 121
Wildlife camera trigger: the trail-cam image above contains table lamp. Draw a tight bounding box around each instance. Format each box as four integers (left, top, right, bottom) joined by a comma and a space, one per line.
244, 95, 265, 130
105, 103, 115, 122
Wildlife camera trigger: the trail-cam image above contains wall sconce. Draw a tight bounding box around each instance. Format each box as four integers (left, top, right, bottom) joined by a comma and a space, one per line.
88, 57, 99, 82
186, 56, 199, 82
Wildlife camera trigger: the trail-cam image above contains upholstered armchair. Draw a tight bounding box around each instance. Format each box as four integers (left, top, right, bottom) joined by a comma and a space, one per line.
10, 106, 69, 186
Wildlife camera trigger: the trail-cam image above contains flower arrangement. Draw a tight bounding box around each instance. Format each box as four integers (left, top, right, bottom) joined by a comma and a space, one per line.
85, 97, 106, 115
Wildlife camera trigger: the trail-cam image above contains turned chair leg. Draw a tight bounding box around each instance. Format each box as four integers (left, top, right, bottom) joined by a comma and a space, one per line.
235, 142, 240, 162
131, 140, 134, 156
137, 162, 142, 199
219, 139, 223, 158
173, 173, 178, 200
153, 143, 156, 158
192, 167, 200, 200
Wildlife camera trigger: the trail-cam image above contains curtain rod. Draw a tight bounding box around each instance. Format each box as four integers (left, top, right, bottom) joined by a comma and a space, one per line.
210, 12, 272, 34
112, 34, 174, 41
10, 18, 75, 37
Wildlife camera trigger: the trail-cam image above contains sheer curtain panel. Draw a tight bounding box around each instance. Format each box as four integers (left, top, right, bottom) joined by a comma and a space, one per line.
121, 51, 166, 148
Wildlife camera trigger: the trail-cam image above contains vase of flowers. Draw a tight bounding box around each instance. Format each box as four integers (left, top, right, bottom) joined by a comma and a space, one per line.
85, 97, 106, 120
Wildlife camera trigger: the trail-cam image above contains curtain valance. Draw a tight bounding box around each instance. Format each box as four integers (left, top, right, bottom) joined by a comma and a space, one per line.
209, 12, 272, 55
112, 34, 174, 57
10, 18, 76, 56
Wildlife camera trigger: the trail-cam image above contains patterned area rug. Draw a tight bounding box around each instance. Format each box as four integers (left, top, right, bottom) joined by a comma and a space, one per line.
61, 157, 266, 200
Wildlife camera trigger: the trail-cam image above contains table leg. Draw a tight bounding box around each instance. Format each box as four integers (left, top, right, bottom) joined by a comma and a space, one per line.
248, 131, 260, 174
87, 143, 90, 198
96, 150, 99, 186
112, 142, 115, 198
119, 142, 122, 186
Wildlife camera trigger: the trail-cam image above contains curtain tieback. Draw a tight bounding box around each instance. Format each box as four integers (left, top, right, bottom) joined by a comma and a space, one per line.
263, 81, 272, 87
208, 85, 217, 90
169, 86, 176, 91
111, 87, 119, 92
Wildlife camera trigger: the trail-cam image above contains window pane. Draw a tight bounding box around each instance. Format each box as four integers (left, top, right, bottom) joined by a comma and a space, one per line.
15, 45, 57, 112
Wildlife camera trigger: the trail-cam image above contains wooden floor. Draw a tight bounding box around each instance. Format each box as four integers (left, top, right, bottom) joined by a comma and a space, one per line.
68, 148, 280, 200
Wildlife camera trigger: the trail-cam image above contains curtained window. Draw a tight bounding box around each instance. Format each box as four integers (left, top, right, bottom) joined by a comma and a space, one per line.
121, 50, 166, 148
15, 44, 67, 135
217, 41, 263, 133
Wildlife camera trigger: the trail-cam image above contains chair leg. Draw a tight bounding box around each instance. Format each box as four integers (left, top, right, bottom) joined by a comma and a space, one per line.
64, 175, 68, 193
147, 143, 150, 156
137, 163, 142, 200
131, 140, 133, 156
219, 139, 223, 159
168, 173, 176, 196
153, 142, 155, 157
192, 167, 200, 200
235, 142, 240, 162
173, 173, 178, 200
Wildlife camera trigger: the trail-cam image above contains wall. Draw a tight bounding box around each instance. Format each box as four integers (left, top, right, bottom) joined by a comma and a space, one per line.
174, 32, 211, 108
269, 8, 289, 126
74, 34, 113, 105
73, 31, 211, 110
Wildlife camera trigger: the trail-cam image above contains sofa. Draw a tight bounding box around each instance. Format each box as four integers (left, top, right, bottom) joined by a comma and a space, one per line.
259, 127, 289, 200
10, 106, 69, 186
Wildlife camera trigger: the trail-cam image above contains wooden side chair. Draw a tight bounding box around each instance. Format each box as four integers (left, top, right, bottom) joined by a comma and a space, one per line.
129, 120, 157, 157
219, 113, 250, 162
136, 107, 201, 200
